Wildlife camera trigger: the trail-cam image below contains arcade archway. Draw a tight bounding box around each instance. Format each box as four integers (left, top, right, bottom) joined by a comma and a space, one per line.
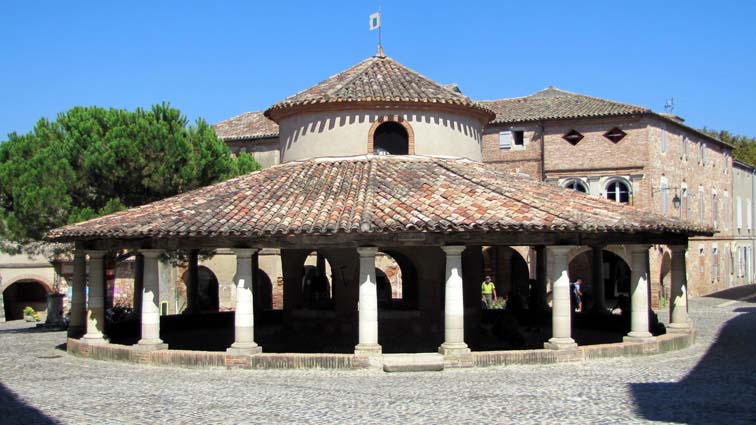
2, 279, 51, 321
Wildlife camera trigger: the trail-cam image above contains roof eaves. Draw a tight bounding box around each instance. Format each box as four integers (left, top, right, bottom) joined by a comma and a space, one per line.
648, 112, 734, 150
220, 133, 280, 142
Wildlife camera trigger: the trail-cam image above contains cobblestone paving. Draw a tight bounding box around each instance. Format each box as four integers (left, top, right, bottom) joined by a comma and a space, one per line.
2, 289, 756, 425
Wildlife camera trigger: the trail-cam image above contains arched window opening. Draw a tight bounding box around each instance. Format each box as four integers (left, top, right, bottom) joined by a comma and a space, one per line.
377, 250, 418, 309
605, 180, 630, 203
254, 269, 274, 311
2, 280, 50, 321
375, 254, 403, 307
373, 121, 409, 155
302, 252, 333, 309
197, 266, 219, 312
564, 179, 588, 193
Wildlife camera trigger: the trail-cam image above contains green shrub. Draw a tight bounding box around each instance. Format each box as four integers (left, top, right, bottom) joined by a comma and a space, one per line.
23, 306, 35, 316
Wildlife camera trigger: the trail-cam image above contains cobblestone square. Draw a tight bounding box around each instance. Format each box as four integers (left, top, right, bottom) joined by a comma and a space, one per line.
2, 288, 756, 424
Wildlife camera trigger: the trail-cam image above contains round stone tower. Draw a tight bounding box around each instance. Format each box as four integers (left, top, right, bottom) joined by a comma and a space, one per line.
264, 55, 494, 163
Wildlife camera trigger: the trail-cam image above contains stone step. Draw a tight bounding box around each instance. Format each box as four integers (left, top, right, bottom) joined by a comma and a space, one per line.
382, 353, 445, 372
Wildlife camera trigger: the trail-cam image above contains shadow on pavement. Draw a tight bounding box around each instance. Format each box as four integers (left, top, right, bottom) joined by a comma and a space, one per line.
703, 284, 756, 302
630, 306, 756, 424
0, 382, 61, 424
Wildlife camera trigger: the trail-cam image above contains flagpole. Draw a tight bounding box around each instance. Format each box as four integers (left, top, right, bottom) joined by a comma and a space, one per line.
378, 6, 382, 53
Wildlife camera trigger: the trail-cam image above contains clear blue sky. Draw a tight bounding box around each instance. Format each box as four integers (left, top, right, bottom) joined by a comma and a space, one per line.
2, 1, 755, 139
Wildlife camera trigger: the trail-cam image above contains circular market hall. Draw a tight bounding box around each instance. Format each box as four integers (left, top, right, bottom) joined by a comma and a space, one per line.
46, 54, 703, 370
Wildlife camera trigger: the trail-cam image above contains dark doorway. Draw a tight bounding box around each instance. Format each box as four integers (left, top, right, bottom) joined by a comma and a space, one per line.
198, 266, 219, 312
2, 280, 49, 320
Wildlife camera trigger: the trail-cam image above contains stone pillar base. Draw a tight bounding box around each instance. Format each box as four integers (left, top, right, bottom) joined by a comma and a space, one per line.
667, 323, 692, 334
623, 333, 656, 343
226, 342, 262, 355
544, 337, 577, 350
67, 326, 86, 339
354, 343, 382, 356
135, 340, 168, 351
82, 334, 108, 345
438, 342, 471, 356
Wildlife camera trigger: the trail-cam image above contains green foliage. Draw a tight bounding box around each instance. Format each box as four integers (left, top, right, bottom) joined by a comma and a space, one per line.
234, 152, 263, 175
23, 306, 35, 316
0, 103, 261, 247
701, 127, 756, 166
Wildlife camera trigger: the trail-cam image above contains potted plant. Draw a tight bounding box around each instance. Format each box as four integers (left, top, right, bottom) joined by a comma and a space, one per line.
23, 306, 38, 322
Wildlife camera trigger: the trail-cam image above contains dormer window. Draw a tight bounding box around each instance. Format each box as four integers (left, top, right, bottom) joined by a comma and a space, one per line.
563, 130, 584, 145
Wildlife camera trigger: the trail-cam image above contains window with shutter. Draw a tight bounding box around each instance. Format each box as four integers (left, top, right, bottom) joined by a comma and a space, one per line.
748, 199, 752, 230
661, 126, 667, 153
499, 131, 513, 149
661, 181, 668, 214
737, 197, 743, 229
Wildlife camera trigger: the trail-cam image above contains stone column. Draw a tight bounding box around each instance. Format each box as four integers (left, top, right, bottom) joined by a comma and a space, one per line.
227, 248, 262, 354
668, 245, 691, 333
439, 246, 471, 356
355, 247, 381, 356
0, 291, 4, 323
496, 248, 513, 297
133, 253, 144, 319
624, 244, 656, 343
136, 249, 167, 350
83, 250, 107, 344
545, 246, 577, 350
186, 249, 200, 314
68, 250, 87, 337
533, 245, 548, 312
591, 245, 607, 313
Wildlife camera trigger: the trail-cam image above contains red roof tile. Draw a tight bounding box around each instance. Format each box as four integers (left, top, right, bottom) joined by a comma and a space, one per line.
264, 56, 494, 121
46, 156, 708, 243
212, 112, 279, 141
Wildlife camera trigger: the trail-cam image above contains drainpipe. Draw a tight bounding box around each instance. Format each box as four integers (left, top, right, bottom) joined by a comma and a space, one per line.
539, 121, 546, 182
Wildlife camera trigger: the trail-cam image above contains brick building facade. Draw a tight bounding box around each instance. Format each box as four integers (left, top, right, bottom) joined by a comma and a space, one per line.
210, 85, 751, 303
480, 87, 739, 300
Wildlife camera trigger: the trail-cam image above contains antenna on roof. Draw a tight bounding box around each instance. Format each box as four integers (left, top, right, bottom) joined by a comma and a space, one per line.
369, 8, 385, 57
664, 97, 675, 113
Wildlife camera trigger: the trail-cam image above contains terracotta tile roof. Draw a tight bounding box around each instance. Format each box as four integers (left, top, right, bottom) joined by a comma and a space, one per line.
481, 87, 650, 124
264, 56, 494, 120
46, 156, 708, 243
212, 112, 279, 141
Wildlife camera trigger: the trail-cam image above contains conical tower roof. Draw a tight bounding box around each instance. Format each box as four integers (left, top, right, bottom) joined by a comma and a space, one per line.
264, 56, 494, 122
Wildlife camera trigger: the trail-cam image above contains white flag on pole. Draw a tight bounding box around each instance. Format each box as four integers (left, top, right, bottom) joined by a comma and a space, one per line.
369, 12, 381, 31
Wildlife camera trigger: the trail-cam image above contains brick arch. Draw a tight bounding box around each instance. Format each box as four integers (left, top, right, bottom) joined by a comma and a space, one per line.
1, 274, 54, 294
367, 116, 415, 155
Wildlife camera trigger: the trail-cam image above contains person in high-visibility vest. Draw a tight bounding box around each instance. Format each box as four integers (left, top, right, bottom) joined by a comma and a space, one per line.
481, 276, 497, 309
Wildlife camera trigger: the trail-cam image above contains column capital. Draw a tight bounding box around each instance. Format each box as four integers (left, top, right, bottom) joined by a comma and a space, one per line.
628, 244, 652, 254
139, 249, 164, 259
547, 245, 575, 256
357, 246, 379, 257
669, 245, 688, 254
233, 248, 259, 258
441, 245, 466, 256
87, 250, 108, 259
73, 250, 87, 259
